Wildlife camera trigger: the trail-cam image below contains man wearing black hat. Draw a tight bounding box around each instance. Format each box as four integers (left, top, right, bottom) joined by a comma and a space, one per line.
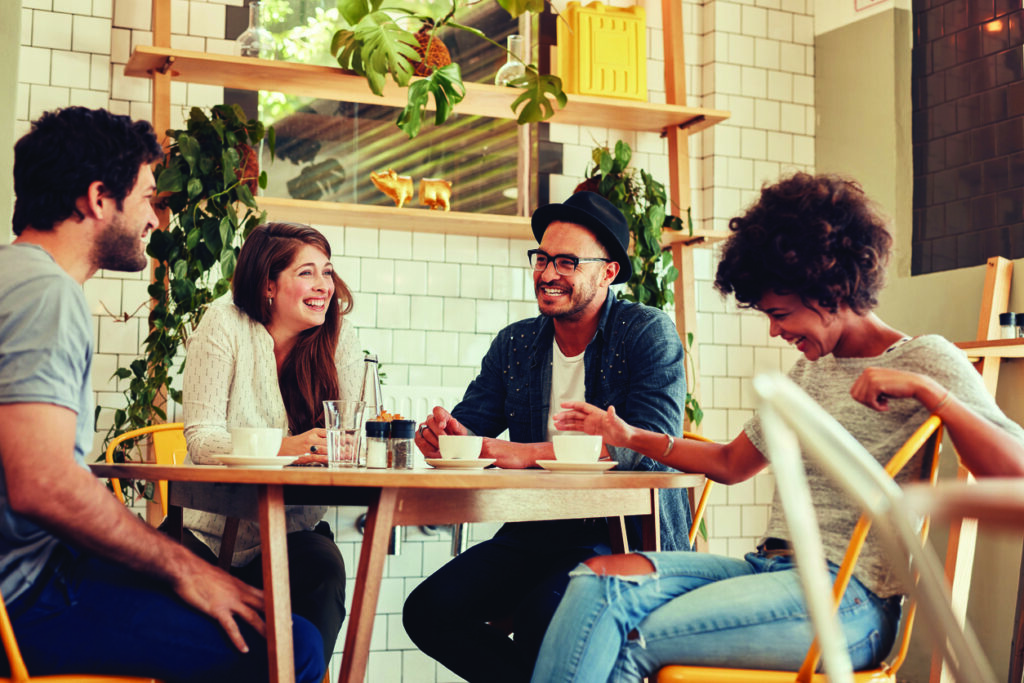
404, 192, 690, 683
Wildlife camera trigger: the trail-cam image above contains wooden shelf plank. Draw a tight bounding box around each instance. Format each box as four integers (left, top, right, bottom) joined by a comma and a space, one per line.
125, 46, 730, 134
258, 196, 533, 239
956, 338, 1024, 359
258, 196, 727, 247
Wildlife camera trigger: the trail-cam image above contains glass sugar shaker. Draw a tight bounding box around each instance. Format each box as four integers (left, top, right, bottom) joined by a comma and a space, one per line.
365, 420, 390, 469
390, 419, 417, 470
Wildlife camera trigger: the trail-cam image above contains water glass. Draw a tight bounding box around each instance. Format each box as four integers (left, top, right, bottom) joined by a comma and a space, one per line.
323, 400, 366, 468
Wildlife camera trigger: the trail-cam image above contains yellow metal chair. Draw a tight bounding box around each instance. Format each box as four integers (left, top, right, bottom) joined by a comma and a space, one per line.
104, 424, 241, 569
105, 423, 187, 518
682, 432, 715, 550
657, 415, 945, 683
0, 585, 160, 682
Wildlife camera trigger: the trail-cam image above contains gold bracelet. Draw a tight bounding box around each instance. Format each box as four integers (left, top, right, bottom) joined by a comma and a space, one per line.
659, 433, 674, 460
934, 389, 952, 414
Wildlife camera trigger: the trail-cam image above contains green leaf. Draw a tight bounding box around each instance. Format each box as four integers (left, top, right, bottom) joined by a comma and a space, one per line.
614, 140, 631, 169
258, 170, 268, 190
348, 14, 419, 95
178, 134, 200, 174
186, 177, 203, 199
155, 164, 184, 194
495, 0, 545, 17
338, 0, 374, 26
510, 72, 567, 124
397, 64, 466, 138
219, 248, 237, 278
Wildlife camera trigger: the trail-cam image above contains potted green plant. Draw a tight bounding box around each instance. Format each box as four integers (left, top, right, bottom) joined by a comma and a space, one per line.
330, 0, 566, 137
99, 104, 274, 502
575, 140, 702, 428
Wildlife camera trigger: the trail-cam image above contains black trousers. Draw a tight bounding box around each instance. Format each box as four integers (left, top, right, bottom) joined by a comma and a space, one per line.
165, 519, 346, 668
402, 519, 611, 683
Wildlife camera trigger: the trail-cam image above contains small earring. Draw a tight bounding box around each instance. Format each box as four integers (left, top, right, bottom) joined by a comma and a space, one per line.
267, 296, 273, 306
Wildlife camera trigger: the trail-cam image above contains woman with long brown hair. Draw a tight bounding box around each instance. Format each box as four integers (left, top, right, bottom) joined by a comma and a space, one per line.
181, 222, 361, 669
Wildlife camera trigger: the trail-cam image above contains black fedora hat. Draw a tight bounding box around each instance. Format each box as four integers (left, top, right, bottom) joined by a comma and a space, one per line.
531, 191, 632, 285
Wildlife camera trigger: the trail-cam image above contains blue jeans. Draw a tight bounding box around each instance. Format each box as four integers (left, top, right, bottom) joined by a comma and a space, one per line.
4, 545, 325, 683
403, 519, 612, 683
530, 549, 901, 683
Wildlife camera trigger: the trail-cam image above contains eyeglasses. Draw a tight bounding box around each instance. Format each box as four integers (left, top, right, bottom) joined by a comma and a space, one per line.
527, 249, 612, 277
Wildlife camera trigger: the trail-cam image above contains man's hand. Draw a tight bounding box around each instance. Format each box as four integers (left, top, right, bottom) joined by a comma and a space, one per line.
172, 555, 266, 652
414, 406, 467, 457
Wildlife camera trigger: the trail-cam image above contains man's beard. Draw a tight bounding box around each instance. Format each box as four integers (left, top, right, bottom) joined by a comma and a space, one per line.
92, 210, 147, 272
536, 275, 600, 321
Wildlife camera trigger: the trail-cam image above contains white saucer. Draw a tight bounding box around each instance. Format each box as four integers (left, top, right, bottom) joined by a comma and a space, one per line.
209, 454, 299, 468
424, 458, 497, 469
536, 460, 616, 472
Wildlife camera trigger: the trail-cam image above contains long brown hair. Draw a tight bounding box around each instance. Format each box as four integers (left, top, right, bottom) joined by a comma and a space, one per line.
232, 222, 354, 433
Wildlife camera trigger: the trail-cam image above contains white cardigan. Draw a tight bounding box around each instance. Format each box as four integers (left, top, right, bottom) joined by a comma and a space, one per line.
182, 297, 363, 565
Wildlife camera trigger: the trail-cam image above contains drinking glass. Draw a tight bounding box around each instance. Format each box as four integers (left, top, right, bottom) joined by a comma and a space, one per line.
323, 400, 366, 468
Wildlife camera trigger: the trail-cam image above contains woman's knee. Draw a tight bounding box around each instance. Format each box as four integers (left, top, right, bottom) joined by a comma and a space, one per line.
583, 553, 655, 576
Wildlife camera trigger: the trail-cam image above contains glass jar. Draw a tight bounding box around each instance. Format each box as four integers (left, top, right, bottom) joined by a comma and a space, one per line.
365, 420, 390, 469
1000, 312, 1017, 340
390, 420, 417, 469
494, 34, 527, 87
236, 1, 273, 59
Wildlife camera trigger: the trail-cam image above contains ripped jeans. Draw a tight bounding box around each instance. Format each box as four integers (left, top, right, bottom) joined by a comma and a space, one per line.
529, 549, 901, 683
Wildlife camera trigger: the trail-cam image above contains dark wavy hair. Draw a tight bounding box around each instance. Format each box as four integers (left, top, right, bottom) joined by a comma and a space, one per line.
714, 172, 893, 315
12, 107, 163, 235
232, 222, 354, 434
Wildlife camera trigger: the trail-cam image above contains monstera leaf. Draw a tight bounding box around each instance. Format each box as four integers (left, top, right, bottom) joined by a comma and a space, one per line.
331, 9, 420, 96
396, 63, 466, 138
330, 0, 568, 137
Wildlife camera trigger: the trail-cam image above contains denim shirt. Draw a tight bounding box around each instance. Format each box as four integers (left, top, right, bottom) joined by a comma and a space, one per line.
452, 292, 692, 551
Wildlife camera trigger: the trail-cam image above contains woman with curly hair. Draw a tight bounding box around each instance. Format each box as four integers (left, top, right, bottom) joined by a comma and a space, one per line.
529, 173, 1024, 682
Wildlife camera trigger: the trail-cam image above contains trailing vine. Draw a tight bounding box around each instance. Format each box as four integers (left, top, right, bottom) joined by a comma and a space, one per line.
576, 140, 703, 428
98, 104, 274, 500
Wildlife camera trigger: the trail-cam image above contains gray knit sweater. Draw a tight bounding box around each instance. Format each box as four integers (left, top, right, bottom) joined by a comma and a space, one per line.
744, 335, 1024, 597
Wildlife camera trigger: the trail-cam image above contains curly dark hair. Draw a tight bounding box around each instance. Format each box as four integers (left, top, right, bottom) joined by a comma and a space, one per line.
12, 107, 163, 235
714, 172, 893, 315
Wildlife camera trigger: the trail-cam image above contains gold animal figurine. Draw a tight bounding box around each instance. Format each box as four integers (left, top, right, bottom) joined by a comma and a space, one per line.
370, 169, 414, 208
419, 177, 452, 211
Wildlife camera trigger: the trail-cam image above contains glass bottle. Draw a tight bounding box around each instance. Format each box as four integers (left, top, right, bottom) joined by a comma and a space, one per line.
236, 1, 272, 59
494, 34, 527, 87
358, 354, 383, 468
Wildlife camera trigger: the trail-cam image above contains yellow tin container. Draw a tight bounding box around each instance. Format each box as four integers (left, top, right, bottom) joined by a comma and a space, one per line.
556, 1, 647, 101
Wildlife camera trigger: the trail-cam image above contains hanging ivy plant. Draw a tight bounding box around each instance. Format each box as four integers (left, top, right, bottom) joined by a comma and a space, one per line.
98, 104, 275, 501
575, 140, 703, 428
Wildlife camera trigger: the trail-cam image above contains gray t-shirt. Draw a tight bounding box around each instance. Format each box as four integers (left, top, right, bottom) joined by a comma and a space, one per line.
0, 243, 94, 602
744, 334, 1024, 598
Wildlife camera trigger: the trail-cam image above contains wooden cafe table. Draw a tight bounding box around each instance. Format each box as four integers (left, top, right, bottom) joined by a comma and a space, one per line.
90, 462, 704, 683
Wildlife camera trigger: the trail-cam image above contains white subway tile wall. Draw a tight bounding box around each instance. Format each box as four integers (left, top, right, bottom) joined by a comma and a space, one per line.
12, 0, 817, 679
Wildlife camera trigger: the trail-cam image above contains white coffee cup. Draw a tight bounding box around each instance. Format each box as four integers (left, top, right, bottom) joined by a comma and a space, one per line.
438, 435, 483, 460
552, 434, 602, 462
230, 427, 283, 459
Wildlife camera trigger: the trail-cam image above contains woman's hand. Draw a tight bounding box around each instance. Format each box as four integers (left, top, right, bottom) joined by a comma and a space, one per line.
279, 428, 328, 457
553, 402, 635, 449
850, 367, 947, 412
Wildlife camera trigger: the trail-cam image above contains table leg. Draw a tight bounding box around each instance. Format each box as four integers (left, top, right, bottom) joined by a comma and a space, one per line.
259, 484, 294, 683
339, 487, 398, 683
640, 490, 661, 552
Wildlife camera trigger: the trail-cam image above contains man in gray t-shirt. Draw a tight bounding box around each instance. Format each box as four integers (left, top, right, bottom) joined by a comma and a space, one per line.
0, 107, 323, 682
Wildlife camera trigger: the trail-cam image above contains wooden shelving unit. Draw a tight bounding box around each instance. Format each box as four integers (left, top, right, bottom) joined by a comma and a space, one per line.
137, 0, 730, 435
125, 46, 730, 135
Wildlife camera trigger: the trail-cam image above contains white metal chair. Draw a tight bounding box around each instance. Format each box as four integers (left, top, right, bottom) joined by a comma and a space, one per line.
751, 373, 996, 683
